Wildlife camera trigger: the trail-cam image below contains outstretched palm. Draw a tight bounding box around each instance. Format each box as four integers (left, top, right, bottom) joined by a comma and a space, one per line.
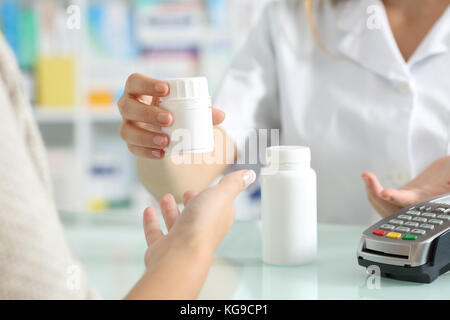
362, 156, 450, 218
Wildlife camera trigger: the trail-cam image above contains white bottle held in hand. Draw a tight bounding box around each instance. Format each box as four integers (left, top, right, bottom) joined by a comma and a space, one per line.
261, 146, 317, 265
160, 77, 214, 155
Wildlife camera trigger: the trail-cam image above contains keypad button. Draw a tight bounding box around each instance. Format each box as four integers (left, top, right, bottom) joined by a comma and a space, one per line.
406, 210, 421, 216
444, 209, 450, 214
411, 229, 426, 235
420, 224, 435, 230
398, 215, 412, 220
402, 234, 418, 240
435, 208, 446, 213
373, 229, 387, 236
396, 226, 410, 232
421, 213, 436, 218
386, 232, 402, 239
389, 219, 404, 225
425, 207, 433, 211
413, 217, 427, 223
428, 219, 443, 225
380, 224, 395, 230
419, 206, 427, 211
404, 221, 419, 227
437, 215, 450, 221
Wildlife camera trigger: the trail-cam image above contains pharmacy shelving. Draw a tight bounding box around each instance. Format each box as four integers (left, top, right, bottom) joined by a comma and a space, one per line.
34, 107, 122, 123
27, 0, 276, 215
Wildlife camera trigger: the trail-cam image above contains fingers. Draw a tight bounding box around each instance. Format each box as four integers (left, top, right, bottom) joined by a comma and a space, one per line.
159, 194, 179, 230
361, 172, 384, 195
362, 172, 419, 206
127, 144, 164, 159
120, 121, 169, 149
118, 96, 173, 127
212, 108, 225, 126
143, 207, 164, 247
183, 191, 198, 206
216, 169, 256, 200
125, 73, 169, 97
120, 74, 225, 132
361, 172, 402, 217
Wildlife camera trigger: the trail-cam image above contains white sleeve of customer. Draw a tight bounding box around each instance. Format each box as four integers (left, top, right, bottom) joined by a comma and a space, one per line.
0, 34, 100, 299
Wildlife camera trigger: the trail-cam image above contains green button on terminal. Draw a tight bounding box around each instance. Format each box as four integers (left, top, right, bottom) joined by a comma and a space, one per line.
402, 234, 418, 240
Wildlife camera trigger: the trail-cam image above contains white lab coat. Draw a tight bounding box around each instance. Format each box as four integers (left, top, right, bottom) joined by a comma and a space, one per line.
215, 0, 450, 225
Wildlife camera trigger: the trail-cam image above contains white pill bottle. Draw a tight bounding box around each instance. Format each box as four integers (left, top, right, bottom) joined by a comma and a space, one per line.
261, 146, 317, 265
160, 77, 214, 155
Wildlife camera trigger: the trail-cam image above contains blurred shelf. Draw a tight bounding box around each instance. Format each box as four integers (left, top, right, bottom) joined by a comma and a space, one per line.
34, 107, 76, 123
34, 106, 122, 124
88, 108, 122, 123
60, 208, 141, 227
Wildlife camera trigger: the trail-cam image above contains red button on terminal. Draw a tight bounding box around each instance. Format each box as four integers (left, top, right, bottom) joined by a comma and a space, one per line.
373, 229, 386, 236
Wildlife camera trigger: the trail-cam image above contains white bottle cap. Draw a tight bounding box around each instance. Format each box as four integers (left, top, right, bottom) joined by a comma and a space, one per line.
161, 77, 210, 101
266, 146, 311, 166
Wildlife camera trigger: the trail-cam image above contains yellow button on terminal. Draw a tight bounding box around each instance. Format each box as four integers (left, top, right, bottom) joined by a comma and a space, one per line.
386, 232, 402, 239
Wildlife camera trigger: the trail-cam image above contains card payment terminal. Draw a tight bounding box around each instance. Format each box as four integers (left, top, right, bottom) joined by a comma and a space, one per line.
357, 194, 450, 283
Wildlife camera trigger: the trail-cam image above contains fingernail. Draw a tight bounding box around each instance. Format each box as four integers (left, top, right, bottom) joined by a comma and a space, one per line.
152, 150, 161, 158
157, 113, 172, 125
242, 170, 256, 188
153, 135, 167, 147
154, 83, 168, 94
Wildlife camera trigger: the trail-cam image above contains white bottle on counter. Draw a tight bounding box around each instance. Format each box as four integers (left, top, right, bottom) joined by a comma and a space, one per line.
261, 146, 317, 265
160, 77, 214, 155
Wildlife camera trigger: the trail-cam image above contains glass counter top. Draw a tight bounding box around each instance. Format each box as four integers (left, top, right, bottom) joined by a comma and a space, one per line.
62, 215, 450, 300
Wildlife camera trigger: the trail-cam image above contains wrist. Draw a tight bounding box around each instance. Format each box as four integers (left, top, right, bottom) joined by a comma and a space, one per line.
128, 232, 214, 300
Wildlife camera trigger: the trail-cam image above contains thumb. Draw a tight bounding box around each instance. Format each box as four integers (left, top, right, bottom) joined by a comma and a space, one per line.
216, 169, 256, 200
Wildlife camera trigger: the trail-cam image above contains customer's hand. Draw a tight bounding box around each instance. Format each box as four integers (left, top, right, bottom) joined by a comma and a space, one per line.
125, 169, 256, 300
117, 73, 225, 159
362, 156, 450, 218
142, 169, 256, 268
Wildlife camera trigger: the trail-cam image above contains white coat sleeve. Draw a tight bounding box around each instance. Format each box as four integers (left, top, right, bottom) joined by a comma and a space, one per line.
214, 3, 281, 166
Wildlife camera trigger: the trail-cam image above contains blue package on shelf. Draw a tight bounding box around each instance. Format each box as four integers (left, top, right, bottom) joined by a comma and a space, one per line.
88, 3, 104, 53
0, 1, 20, 59
207, 0, 227, 27
87, 1, 137, 58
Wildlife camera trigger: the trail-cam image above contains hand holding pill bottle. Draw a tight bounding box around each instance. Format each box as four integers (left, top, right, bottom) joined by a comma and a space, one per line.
118, 74, 224, 159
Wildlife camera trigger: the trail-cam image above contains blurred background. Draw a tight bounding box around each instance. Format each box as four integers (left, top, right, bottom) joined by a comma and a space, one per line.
0, 0, 272, 298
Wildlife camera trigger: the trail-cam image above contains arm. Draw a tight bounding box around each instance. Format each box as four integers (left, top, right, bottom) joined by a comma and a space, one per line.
136, 127, 236, 202
125, 169, 256, 299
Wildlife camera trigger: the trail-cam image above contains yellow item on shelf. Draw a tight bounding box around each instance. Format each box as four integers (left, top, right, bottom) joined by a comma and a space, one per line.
36, 56, 76, 107
88, 198, 108, 214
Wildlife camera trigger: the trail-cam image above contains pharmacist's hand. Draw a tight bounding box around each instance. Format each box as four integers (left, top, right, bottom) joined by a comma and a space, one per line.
362, 156, 450, 218
142, 169, 256, 268
118, 73, 225, 159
